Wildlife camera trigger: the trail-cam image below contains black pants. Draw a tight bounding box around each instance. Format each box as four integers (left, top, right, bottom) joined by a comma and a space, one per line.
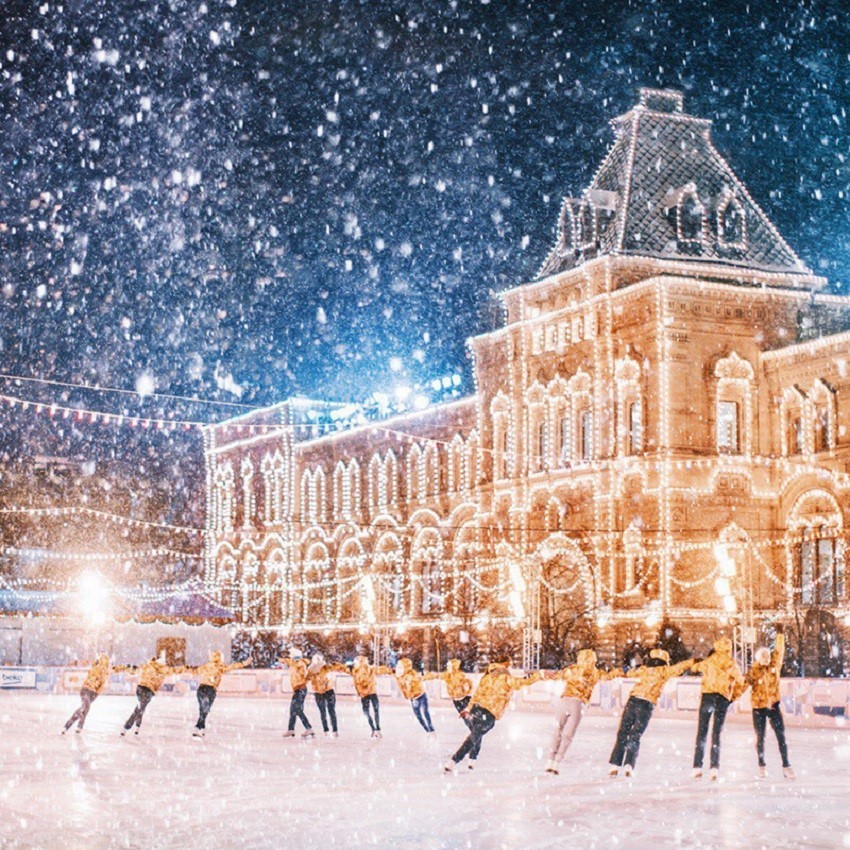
361, 694, 380, 731
609, 696, 654, 768
124, 685, 155, 730
753, 702, 790, 768
314, 690, 338, 733
454, 696, 472, 730
288, 687, 312, 731
411, 693, 434, 732
196, 684, 217, 730
693, 693, 731, 770
65, 688, 98, 731
451, 705, 496, 763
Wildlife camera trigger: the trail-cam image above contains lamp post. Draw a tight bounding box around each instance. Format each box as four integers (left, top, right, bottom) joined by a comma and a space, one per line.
509, 556, 541, 671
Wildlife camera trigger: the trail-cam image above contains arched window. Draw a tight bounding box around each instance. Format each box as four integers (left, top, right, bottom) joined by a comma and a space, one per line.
408, 444, 423, 504
465, 432, 480, 495
383, 451, 398, 508
348, 460, 361, 516
810, 380, 835, 454
677, 186, 704, 243
782, 387, 806, 456
717, 193, 746, 248
334, 461, 347, 518
578, 199, 596, 250
368, 455, 382, 513
556, 198, 576, 257
423, 444, 439, 497
714, 352, 754, 455
788, 491, 845, 606
448, 435, 464, 493
490, 394, 511, 481
615, 356, 643, 457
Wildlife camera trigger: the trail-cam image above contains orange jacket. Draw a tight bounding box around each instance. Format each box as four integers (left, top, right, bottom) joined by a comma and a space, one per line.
307, 661, 347, 694
125, 659, 185, 693
192, 652, 250, 689
469, 663, 541, 720
626, 658, 693, 705
692, 639, 745, 701
349, 657, 393, 698
395, 658, 425, 700
745, 634, 785, 709
81, 656, 112, 694
425, 659, 473, 700
282, 657, 310, 690
552, 649, 621, 702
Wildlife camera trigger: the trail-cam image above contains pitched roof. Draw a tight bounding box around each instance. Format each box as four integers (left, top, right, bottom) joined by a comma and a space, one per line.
537, 88, 811, 280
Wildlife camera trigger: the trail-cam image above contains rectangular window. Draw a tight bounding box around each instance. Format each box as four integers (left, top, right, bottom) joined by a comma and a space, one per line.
818, 539, 835, 604
559, 415, 571, 466
580, 411, 593, 460
792, 417, 804, 454
800, 540, 814, 605
532, 419, 545, 472
545, 325, 557, 351
717, 401, 739, 453
815, 409, 830, 452
628, 400, 643, 454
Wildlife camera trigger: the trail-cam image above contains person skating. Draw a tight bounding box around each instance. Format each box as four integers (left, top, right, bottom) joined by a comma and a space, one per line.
306, 653, 347, 737
347, 656, 393, 737
62, 654, 122, 734
742, 628, 794, 780
395, 657, 435, 736
425, 659, 473, 727
187, 651, 251, 739
608, 649, 693, 778
280, 649, 315, 738
444, 658, 541, 773
120, 654, 186, 736
690, 637, 745, 781
544, 649, 622, 775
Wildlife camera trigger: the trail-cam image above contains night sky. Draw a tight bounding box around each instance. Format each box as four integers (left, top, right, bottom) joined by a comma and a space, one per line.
0, 0, 847, 562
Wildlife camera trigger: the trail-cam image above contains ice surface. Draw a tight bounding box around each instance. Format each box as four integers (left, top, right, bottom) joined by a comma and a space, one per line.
1, 693, 848, 849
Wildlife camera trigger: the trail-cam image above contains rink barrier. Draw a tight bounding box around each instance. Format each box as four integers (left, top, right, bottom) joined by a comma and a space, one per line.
5, 666, 849, 727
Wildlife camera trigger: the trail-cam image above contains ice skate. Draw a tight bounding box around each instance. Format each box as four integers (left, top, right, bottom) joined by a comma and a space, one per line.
757, 766, 767, 779
442, 761, 455, 775
783, 767, 796, 781
75, 727, 82, 734
544, 760, 559, 775
332, 731, 338, 738
623, 765, 633, 778
709, 768, 719, 782
467, 761, 475, 771
301, 729, 315, 738
120, 729, 127, 737
282, 730, 296, 738
691, 768, 703, 780
608, 766, 619, 778
374, 730, 382, 738
134, 728, 140, 736
192, 729, 204, 739
61, 727, 68, 735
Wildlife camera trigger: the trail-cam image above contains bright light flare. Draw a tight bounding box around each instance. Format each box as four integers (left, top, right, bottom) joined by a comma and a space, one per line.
77, 570, 110, 626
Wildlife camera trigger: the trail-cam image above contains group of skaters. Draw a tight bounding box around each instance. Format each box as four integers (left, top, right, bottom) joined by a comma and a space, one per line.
61, 628, 794, 781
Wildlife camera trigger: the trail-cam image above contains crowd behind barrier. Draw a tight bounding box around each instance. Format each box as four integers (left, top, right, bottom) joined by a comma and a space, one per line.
2, 666, 848, 727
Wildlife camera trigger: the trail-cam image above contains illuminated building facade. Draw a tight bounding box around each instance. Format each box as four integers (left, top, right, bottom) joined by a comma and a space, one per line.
205, 89, 850, 664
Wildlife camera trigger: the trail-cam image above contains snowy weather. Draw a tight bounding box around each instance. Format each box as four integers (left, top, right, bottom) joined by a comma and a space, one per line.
1, 0, 850, 848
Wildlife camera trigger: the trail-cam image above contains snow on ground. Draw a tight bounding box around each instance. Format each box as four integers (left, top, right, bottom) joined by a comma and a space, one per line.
1, 693, 849, 850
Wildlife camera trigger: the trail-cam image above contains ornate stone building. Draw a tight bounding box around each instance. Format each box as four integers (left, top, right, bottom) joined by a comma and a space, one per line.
205, 89, 850, 666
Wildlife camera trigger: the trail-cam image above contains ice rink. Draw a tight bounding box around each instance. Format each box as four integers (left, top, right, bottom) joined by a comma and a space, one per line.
1, 692, 848, 849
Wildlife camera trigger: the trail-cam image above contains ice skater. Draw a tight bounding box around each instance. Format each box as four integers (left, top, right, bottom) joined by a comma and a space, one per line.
306, 653, 347, 736
62, 654, 121, 734
444, 658, 540, 773
120, 654, 185, 736
347, 655, 393, 737
544, 649, 622, 775
395, 657, 435, 735
690, 637, 745, 780
187, 651, 251, 738
742, 628, 794, 780
280, 649, 315, 738
425, 659, 473, 727
608, 649, 693, 777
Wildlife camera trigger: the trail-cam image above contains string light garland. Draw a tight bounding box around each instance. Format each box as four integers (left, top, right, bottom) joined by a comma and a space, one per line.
0, 506, 204, 535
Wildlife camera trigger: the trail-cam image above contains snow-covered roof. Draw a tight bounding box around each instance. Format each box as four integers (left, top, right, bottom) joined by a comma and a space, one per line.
536, 88, 811, 280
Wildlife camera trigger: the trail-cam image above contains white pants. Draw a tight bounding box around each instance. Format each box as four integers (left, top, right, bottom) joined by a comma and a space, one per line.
548, 697, 584, 762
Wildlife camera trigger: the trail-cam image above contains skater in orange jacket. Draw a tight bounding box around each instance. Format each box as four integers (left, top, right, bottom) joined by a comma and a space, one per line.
690, 637, 745, 780
444, 659, 541, 772
395, 657, 434, 734
62, 654, 123, 734
346, 656, 393, 737
425, 659, 473, 724
742, 629, 794, 780
306, 653, 347, 736
280, 649, 315, 738
187, 651, 251, 738
120, 654, 186, 736
608, 649, 693, 777
544, 649, 622, 774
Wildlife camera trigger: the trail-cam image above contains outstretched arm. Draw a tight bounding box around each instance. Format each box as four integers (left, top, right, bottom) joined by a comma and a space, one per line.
510, 671, 542, 690
772, 633, 786, 674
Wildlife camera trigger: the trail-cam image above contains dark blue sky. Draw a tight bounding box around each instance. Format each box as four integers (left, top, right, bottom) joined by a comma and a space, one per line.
0, 0, 847, 411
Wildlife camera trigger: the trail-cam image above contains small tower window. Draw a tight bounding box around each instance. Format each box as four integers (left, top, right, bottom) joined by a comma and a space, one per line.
678, 191, 704, 243
718, 196, 746, 248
